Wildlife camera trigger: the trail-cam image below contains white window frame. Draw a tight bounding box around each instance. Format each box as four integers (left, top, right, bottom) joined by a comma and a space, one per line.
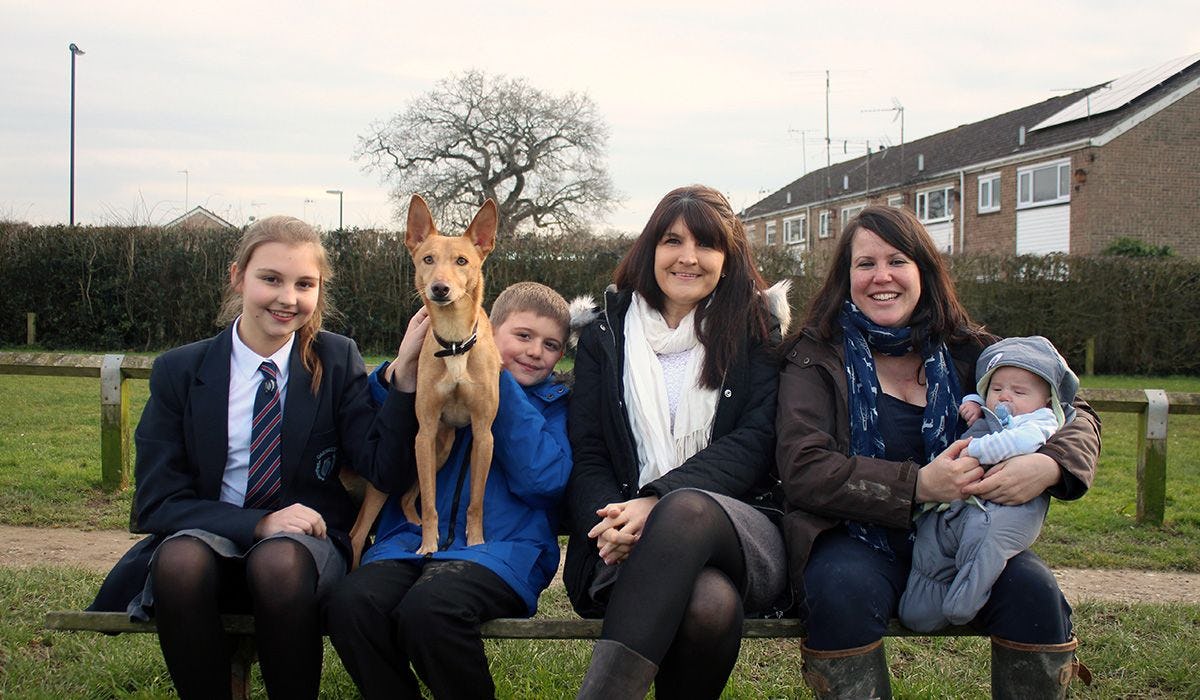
765, 221, 777, 246
887, 194, 904, 209
746, 222, 756, 242
1017, 159, 1071, 209
818, 211, 831, 239
915, 185, 954, 223
978, 173, 1000, 213
784, 215, 807, 249
841, 204, 865, 224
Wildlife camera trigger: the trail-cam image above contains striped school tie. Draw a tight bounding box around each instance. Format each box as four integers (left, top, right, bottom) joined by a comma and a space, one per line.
245, 360, 282, 509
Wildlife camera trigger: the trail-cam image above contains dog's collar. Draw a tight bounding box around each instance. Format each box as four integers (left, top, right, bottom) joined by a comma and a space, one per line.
433, 324, 479, 358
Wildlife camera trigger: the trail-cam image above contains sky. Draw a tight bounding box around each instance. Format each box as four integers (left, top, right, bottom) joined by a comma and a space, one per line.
3, 1, 1197, 234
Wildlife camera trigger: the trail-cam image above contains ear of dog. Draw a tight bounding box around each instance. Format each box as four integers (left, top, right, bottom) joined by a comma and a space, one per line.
464, 199, 498, 257
405, 194, 437, 252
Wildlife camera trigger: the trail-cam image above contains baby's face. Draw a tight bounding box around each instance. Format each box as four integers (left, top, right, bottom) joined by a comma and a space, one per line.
986, 366, 1052, 416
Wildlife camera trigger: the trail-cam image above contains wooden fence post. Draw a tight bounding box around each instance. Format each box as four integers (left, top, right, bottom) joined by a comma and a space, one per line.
99, 354, 131, 491
1136, 389, 1168, 526
1085, 337, 1095, 377
27, 313, 36, 345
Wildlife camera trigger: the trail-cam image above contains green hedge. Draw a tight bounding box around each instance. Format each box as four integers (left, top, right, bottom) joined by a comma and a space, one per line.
0, 224, 794, 356
3, 223, 1197, 374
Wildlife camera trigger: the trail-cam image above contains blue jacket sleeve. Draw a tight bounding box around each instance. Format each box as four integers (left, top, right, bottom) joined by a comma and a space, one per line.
490, 371, 572, 509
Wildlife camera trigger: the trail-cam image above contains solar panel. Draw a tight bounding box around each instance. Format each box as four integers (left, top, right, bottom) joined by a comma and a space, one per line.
1031, 53, 1200, 131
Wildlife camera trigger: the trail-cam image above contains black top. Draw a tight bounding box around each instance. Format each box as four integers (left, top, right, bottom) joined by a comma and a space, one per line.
877, 393, 927, 463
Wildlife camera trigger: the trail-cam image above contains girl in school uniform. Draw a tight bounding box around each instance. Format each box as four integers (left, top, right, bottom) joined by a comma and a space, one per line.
90, 216, 400, 699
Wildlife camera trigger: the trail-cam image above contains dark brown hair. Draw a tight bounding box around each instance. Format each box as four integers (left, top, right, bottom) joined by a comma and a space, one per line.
217, 216, 333, 393
612, 184, 770, 389
799, 205, 987, 348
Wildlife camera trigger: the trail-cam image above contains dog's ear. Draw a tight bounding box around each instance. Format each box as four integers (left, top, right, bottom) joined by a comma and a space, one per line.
406, 195, 436, 252
464, 199, 497, 257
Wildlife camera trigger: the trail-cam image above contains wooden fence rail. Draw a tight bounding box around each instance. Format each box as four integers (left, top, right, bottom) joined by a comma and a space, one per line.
1, 352, 1197, 523
0, 352, 154, 491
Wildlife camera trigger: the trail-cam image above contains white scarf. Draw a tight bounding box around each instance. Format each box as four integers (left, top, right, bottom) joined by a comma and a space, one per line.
623, 293, 719, 488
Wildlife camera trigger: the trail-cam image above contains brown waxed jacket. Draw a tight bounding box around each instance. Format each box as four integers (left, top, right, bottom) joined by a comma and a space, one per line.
774, 328, 1101, 601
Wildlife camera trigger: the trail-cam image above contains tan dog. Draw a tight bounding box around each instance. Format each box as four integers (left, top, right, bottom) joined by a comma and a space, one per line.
348, 194, 501, 564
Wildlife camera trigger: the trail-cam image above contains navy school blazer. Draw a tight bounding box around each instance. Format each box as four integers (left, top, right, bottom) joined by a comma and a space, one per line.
90, 325, 405, 612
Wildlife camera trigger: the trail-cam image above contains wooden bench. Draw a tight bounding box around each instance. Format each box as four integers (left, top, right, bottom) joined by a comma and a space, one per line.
44, 610, 974, 699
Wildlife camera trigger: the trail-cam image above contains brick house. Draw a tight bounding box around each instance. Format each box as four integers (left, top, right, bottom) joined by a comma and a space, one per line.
741, 54, 1200, 258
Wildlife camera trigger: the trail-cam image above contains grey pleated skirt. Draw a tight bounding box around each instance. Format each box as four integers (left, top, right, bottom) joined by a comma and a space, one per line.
588, 488, 787, 615
126, 528, 346, 621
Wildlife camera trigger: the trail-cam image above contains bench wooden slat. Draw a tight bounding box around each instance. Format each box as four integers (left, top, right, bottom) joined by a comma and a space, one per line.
45, 610, 977, 640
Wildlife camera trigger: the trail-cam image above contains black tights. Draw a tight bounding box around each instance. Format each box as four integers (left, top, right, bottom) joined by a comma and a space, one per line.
151, 535, 323, 699
600, 490, 747, 698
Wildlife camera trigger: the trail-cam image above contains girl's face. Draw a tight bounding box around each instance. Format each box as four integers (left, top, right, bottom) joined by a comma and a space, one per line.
849, 227, 922, 328
653, 217, 725, 328
232, 242, 322, 356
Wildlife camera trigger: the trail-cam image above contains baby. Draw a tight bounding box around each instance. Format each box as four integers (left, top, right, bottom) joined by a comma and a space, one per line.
900, 335, 1079, 632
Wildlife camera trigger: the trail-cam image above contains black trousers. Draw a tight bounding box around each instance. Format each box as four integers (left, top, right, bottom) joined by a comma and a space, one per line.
324, 558, 525, 700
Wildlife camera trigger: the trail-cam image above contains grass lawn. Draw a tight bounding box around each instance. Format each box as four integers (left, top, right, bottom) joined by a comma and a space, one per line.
1, 363, 1198, 696
3, 566, 1199, 698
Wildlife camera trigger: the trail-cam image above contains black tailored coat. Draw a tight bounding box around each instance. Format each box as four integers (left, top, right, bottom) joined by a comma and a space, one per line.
90, 326, 406, 612
563, 287, 783, 617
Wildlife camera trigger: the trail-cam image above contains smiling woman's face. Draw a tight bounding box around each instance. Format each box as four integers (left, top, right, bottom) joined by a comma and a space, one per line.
848, 227, 921, 328
653, 216, 725, 327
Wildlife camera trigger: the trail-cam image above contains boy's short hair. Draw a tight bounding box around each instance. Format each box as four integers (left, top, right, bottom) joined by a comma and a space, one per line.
490, 282, 570, 341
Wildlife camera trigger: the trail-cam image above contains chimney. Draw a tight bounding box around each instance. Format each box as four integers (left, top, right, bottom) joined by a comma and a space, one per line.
1018, 126, 1026, 146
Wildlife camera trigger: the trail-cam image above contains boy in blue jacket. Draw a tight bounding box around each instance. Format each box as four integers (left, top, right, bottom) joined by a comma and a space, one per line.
325, 282, 573, 699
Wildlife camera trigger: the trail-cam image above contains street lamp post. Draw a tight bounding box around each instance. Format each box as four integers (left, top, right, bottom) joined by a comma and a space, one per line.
326, 189, 343, 230
69, 43, 85, 227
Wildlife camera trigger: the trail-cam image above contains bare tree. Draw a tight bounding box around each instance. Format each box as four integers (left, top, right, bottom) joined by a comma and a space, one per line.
357, 70, 619, 236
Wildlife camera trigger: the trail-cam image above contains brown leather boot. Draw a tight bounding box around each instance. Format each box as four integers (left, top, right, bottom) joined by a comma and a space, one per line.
991, 636, 1093, 699
801, 639, 892, 700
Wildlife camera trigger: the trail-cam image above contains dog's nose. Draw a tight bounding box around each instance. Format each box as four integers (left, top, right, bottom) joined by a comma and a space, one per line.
430, 282, 450, 300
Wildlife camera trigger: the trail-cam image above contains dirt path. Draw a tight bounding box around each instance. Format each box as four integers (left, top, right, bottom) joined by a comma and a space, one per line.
3, 525, 1199, 605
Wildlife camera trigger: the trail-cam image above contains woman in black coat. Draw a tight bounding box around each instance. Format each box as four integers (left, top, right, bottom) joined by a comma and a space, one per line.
565, 185, 789, 698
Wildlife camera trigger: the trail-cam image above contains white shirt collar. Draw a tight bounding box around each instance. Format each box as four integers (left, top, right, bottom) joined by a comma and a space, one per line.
230, 316, 295, 382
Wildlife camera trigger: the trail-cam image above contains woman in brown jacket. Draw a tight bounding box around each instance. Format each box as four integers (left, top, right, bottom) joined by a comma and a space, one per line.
775, 206, 1099, 699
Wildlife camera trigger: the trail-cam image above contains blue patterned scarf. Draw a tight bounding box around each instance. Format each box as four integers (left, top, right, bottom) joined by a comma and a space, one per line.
839, 301, 962, 551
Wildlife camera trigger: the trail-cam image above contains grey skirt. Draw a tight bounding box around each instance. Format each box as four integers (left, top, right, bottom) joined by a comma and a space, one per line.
589, 488, 787, 614
126, 528, 347, 621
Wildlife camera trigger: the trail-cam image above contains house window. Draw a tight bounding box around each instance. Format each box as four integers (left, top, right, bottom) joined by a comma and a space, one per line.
818, 211, 831, 239
746, 222, 757, 243
784, 216, 807, 249
978, 174, 1000, 213
1017, 159, 1070, 208
887, 194, 904, 209
915, 186, 953, 222
841, 204, 865, 224
765, 222, 777, 245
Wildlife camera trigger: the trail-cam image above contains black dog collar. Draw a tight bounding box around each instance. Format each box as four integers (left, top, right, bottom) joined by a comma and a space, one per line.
433, 324, 479, 358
